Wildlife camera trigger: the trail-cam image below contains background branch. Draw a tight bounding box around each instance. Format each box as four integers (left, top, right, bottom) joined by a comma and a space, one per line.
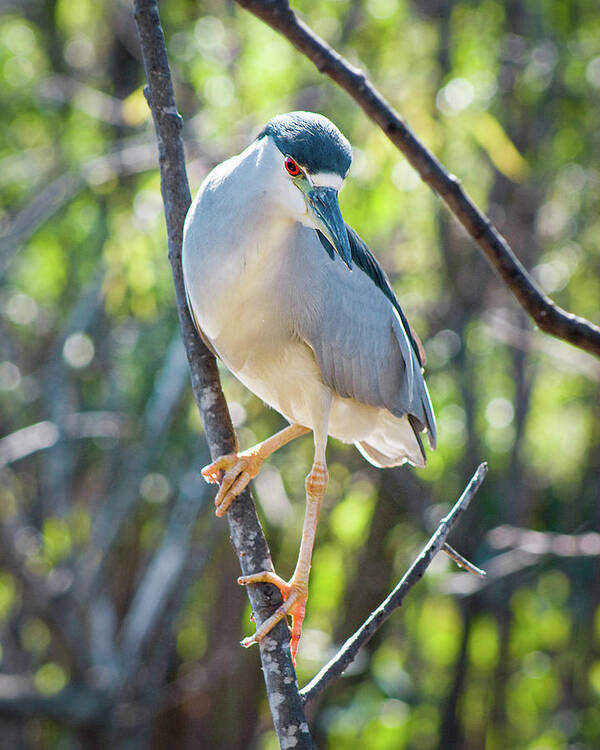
235, 0, 600, 358
445, 525, 600, 597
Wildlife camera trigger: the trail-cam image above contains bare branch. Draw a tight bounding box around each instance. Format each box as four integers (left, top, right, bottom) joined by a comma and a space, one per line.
300, 462, 488, 705
75, 333, 189, 600
0, 675, 106, 725
234, 0, 600, 359
39, 74, 134, 126
133, 1, 315, 746
118, 483, 211, 688
0, 412, 129, 469
0, 137, 212, 272
0, 174, 80, 272
488, 524, 600, 556
443, 543, 486, 578
445, 525, 600, 598
482, 310, 600, 381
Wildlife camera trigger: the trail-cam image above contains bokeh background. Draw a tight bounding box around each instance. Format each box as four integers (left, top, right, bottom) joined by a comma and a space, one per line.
1, 0, 599, 748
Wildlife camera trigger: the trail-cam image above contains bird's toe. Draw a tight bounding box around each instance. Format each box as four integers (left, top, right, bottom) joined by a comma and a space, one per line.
201, 453, 237, 484
202, 451, 263, 516
238, 572, 308, 665
238, 570, 288, 591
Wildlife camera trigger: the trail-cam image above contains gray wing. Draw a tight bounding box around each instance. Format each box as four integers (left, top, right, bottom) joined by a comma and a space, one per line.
295, 226, 437, 449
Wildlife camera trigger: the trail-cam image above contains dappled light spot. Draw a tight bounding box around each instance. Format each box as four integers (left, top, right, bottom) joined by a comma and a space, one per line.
133, 189, 163, 231
0, 573, 17, 622
0, 361, 21, 391
21, 618, 50, 655
585, 56, 600, 87
427, 328, 461, 368
392, 159, 421, 192
64, 34, 96, 70
485, 397, 514, 429
436, 78, 474, 115
34, 662, 69, 696
536, 201, 572, 239
140, 473, 172, 504
3, 291, 38, 325
532, 259, 571, 294
63, 332, 94, 368
366, 0, 398, 21
204, 75, 235, 108
254, 465, 293, 526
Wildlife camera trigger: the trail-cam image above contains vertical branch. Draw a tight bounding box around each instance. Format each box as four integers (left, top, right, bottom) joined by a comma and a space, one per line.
132, 1, 315, 746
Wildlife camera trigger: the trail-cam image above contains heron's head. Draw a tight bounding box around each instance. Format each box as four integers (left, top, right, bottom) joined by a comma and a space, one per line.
257, 111, 353, 269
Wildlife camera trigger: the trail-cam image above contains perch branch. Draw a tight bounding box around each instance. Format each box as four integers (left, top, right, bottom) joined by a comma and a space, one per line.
235, 0, 600, 358
133, 1, 315, 747
300, 462, 488, 705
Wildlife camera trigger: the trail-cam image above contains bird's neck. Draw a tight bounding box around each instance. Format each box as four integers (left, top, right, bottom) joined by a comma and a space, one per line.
216, 143, 297, 266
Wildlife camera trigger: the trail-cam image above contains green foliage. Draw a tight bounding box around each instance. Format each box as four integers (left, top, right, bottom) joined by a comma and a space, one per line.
0, 0, 599, 747
0, 573, 17, 622
34, 663, 69, 696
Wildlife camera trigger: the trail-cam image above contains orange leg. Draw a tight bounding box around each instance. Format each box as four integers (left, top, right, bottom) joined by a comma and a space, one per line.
238, 389, 331, 664
238, 459, 328, 664
202, 423, 309, 516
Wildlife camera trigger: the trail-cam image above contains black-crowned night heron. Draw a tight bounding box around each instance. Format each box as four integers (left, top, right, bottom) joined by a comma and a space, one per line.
182, 112, 436, 663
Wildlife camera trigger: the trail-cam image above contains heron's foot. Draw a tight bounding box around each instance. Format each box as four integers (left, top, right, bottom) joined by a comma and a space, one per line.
201, 450, 263, 517
238, 570, 308, 665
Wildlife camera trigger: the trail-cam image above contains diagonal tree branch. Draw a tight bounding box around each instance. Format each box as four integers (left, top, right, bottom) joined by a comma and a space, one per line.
300, 462, 488, 705
0, 412, 128, 469
235, 0, 600, 359
132, 1, 315, 747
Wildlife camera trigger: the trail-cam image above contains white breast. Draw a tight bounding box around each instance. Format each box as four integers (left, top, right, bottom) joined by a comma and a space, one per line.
183, 139, 308, 389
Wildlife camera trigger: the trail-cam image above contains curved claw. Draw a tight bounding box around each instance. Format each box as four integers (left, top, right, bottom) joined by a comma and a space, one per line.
201, 451, 262, 517
238, 571, 308, 665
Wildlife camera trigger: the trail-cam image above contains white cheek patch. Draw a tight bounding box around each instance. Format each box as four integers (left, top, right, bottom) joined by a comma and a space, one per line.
277, 172, 308, 217
310, 171, 344, 191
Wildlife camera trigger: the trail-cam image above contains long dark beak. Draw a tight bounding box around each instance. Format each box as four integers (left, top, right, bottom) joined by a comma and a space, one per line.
306, 187, 352, 269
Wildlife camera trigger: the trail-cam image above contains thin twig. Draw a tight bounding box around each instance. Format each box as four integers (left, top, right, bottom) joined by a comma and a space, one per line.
443, 543, 486, 578
133, 2, 315, 747
300, 462, 488, 705
444, 525, 600, 598
235, 0, 600, 359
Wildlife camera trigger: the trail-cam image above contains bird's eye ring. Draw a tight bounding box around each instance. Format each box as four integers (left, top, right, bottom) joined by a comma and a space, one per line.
284, 157, 301, 177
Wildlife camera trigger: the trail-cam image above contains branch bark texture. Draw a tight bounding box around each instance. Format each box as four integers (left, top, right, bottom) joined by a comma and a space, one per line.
300, 462, 488, 704
235, 0, 600, 359
133, 2, 314, 747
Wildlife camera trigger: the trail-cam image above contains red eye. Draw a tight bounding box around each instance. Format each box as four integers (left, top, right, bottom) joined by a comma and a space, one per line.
284, 157, 301, 177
